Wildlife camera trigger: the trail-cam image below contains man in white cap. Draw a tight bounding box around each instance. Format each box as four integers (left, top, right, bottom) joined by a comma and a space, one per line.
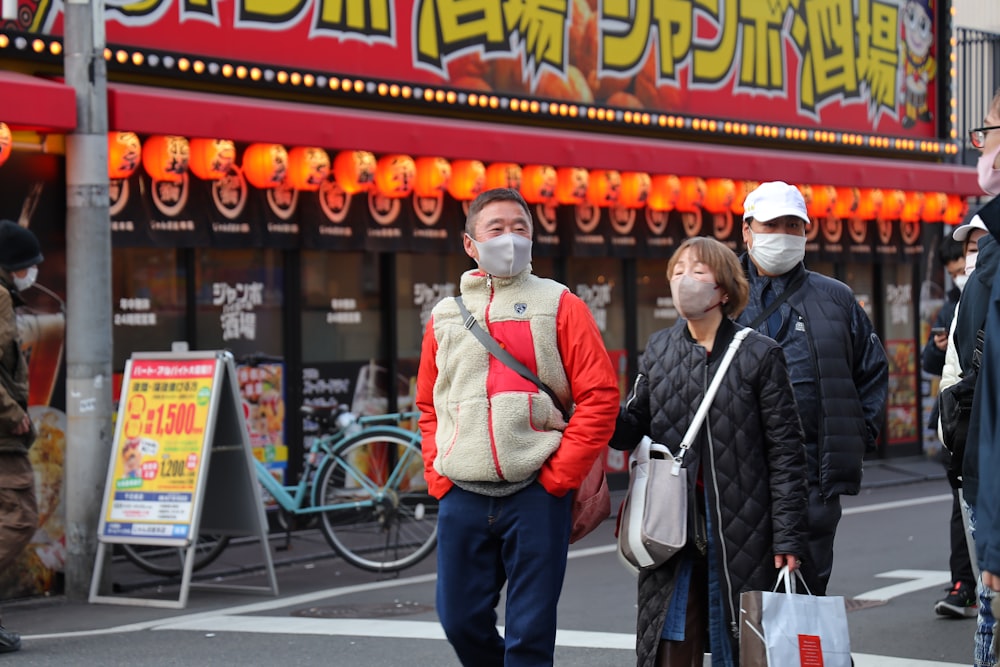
0, 218, 43, 653
737, 181, 889, 595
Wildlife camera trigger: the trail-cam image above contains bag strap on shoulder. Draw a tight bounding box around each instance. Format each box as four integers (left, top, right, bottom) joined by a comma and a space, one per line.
670, 328, 752, 475
747, 270, 807, 331
454, 296, 570, 422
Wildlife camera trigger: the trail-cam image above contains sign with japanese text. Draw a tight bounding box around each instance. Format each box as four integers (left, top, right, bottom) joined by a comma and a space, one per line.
24, 0, 941, 138
100, 357, 218, 542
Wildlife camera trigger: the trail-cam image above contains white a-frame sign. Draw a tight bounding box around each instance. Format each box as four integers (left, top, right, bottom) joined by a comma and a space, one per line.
90, 350, 278, 608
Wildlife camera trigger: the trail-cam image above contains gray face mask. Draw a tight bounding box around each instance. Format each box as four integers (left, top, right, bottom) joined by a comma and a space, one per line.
469, 233, 532, 277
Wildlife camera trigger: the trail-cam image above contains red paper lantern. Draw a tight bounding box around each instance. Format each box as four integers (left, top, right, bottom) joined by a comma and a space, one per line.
0, 122, 11, 168
943, 194, 968, 226
242, 143, 289, 189
520, 165, 557, 203
286, 146, 331, 191
879, 189, 905, 220
833, 186, 860, 219
922, 192, 948, 223
703, 178, 735, 214
447, 159, 486, 200
333, 150, 376, 194
587, 170, 621, 207
647, 174, 681, 211
414, 156, 452, 197
108, 131, 141, 180
808, 185, 837, 218
374, 154, 417, 198
188, 138, 236, 180
900, 191, 925, 223
619, 172, 651, 209
485, 162, 522, 191
142, 135, 190, 182
675, 177, 706, 212
731, 180, 759, 216
856, 188, 884, 220
555, 167, 589, 205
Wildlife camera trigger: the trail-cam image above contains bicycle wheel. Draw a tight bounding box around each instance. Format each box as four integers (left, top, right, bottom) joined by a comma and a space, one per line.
119, 534, 231, 577
315, 428, 438, 573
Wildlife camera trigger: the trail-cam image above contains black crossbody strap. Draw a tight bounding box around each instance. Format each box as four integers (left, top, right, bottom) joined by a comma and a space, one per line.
454, 296, 570, 421
748, 270, 807, 331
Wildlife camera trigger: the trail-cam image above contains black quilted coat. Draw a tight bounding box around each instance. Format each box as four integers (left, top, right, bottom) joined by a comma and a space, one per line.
611, 317, 809, 666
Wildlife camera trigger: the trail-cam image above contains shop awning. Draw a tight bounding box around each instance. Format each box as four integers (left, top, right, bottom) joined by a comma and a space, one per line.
0, 71, 77, 132
107, 82, 981, 196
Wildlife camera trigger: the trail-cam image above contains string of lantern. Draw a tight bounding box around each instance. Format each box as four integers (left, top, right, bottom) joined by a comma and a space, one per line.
3, 128, 971, 226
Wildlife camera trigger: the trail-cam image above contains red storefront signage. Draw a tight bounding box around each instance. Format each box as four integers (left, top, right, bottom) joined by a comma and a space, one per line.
20, 0, 940, 137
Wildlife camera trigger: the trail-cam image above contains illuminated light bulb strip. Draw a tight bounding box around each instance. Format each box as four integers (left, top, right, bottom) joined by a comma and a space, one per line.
0, 31, 961, 158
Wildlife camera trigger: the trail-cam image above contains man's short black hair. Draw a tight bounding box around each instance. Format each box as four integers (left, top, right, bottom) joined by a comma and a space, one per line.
938, 237, 965, 266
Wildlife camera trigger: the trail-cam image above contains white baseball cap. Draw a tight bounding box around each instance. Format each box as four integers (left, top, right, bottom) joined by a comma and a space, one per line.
742, 181, 810, 224
952, 214, 988, 242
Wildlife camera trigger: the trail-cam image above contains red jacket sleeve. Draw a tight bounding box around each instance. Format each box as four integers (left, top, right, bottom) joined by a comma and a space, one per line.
538, 291, 621, 496
415, 315, 452, 499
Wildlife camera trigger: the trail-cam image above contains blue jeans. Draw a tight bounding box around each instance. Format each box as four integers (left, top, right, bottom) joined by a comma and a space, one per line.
967, 503, 996, 667
435, 483, 573, 667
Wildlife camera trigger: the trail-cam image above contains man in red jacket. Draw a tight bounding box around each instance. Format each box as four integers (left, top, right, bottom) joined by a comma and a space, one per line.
416, 188, 619, 666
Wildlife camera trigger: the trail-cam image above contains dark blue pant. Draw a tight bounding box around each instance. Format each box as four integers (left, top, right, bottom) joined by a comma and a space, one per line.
806, 485, 842, 596
436, 483, 573, 667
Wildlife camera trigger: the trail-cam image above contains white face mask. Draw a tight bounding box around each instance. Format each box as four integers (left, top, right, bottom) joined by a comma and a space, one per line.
13, 266, 37, 291
954, 274, 968, 292
978, 142, 1000, 195
747, 229, 806, 276
966, 251, 978, 276
469, 233, 532, 278
670, 275, 722, 321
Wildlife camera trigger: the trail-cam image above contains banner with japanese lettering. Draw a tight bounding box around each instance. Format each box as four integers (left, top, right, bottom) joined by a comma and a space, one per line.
409, 193, 462, 255
26, 0, 943, 138
298, 183, 367, 252
365, 192, 413, 253
531, 201, 566, 258
638, 209, 683, 259
564, 204, 609, 258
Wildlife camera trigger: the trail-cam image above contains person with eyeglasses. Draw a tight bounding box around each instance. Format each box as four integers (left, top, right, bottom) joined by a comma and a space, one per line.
967, 88, 1000, 667
736, 181, 889, 597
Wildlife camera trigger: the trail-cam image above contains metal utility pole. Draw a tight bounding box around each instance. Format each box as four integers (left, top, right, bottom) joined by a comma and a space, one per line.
63, 0, 112, 600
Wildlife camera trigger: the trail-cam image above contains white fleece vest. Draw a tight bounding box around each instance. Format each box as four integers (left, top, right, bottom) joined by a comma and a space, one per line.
430, 269, 571, 483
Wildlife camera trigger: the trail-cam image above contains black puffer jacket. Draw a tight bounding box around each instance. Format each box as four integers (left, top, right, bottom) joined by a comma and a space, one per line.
738, 258, 888, 499
612, 317, 809, 665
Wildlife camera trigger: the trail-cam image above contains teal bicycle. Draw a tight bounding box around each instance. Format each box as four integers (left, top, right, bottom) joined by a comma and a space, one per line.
121, 403, 438, 575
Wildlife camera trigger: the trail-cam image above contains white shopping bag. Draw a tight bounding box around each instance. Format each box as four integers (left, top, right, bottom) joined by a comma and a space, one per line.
759, 567, 852, 667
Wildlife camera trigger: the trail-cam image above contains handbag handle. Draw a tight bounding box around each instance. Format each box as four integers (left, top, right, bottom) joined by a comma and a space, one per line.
671, 327, 752, 476
454, 296, 570, 422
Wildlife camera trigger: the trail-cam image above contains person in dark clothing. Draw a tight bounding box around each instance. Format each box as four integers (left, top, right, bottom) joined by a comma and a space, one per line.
922, 232, 977, 618
0, 220, 43, 654
736, 181, 889, 597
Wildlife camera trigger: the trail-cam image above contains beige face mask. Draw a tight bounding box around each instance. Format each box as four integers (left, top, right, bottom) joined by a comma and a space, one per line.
670, 275, 721, 321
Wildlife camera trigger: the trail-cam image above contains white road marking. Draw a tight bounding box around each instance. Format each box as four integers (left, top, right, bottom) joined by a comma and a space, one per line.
22, 492, 963, 667
854, 569, 952, 601
843, 494, 950, 515
152, 614, 963, 665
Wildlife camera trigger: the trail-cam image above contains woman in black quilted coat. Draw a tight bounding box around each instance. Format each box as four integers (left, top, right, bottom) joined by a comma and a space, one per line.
611, 237, 809, 667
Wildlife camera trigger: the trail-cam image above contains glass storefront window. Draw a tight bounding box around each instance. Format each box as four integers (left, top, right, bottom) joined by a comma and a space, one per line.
111, 248, 186, 371
301, 250, 381, 364
635, 258, 676, 353
565, 256, 627, 394
194, 248, 283, 357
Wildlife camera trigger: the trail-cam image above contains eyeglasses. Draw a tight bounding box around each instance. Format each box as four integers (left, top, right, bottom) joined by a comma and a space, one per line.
970, 126, 1000, 149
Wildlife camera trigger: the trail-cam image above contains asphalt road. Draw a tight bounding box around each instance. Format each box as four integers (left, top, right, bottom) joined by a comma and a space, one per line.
3, 466, 981, 666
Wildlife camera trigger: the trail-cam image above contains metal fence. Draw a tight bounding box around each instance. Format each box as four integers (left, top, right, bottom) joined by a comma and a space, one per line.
954, 28, 1000, 166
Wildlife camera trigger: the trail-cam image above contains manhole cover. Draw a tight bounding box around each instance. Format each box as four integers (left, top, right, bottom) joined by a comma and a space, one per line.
844, 598, 889, 612
292, 601, 434, 619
